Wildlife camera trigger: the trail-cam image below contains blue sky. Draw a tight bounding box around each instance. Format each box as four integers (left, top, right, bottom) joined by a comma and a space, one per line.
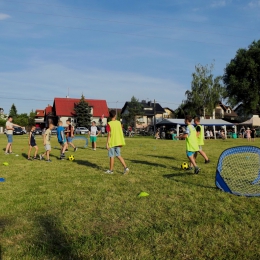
0, 0, 260, 114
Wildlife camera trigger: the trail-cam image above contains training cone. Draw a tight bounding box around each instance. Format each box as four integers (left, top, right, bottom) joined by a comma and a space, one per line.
3, 162, 9, 166
0, 178, 5, 182
138, 191, 149, 197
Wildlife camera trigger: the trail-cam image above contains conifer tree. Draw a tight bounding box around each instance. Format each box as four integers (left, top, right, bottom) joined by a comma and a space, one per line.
74, 95, 91, 127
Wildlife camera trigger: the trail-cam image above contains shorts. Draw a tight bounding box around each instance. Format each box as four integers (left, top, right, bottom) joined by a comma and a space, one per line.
90, 136, 97, 142
186, 151, 195, 157
6, 134, 13, 143
108, 146, 121, 157
67, 137, 73, 143
59, 138, 67, 146
44, 144, 51, 151
30, 141, 37, 147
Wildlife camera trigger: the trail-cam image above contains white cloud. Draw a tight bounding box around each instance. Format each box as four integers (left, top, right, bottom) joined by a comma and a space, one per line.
0, 13, 11, 20
248, 1, 260, 8
210, 1, 227, 8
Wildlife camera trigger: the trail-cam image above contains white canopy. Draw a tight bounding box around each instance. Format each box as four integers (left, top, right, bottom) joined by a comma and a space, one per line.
239, 115, 260, 126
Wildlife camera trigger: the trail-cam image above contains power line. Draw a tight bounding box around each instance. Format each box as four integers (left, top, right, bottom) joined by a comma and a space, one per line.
0, 8, 253, 39
1, 20, 238, 47
2, 0, 255, 31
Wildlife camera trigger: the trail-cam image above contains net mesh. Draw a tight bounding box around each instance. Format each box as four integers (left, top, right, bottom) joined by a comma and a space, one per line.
216, 146, 260, 196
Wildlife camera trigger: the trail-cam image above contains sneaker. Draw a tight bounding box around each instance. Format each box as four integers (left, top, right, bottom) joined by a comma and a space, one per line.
39, 155, 43, 160
123, 167, 129, 175
194, 167, 200, 174
61, 153, 65, 157
46, 159, 52, 162
205, 159, 210, 164
93, 148, 96, 151
33, 157, 37, 160
4, 152, 9, 155
187, 167, 193, 170
27, 158, 32, 160
9, 152, 14, 154
74, 147, 78, 152
105, 170, 113, 174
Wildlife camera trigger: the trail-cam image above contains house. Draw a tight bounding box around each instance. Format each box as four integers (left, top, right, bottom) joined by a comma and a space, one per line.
121, 100, 165, 129
213, 102, 238, 122
41, 98, 109, 127
163, 107, 175, 119
35, 109, 45, 128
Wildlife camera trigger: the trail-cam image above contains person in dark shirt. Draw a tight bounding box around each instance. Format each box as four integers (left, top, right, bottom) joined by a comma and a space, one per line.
27, 125, 39, 160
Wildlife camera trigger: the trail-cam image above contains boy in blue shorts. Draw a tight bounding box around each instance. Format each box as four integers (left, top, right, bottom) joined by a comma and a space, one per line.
178, 115, 200, 174
105, 110, 129, 174
57, 121, 68, 159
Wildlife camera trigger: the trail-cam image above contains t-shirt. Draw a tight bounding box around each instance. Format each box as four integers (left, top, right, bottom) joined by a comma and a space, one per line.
90, 126, 99, 136
30, 131, 36, 144
44, 129, 51, 145
6, 121, 13, 135
57, 126, 65, 142
66, 125, 73, 137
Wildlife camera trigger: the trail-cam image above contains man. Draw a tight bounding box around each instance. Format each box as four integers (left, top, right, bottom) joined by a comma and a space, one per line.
5, 116, 23, 155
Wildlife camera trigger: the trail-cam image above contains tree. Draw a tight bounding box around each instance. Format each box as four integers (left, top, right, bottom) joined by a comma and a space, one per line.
9, 103, 18, 118
184, 63, 224, 117
122, 96, 144, 130
223, 40, 260, 114
74, 94, 91, 127
28, 110, 36, 127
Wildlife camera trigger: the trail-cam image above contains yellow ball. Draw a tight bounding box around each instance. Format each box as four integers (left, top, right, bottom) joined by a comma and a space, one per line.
181, 162, 189, 170
68, 155, 75, 161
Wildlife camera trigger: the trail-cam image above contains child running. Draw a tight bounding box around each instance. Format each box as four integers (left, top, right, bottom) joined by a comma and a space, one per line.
65, 118, 77, 151
178, 115, 200, 174
57, 121, 68, 159
105, 110, 129, 174
40, 123, 54, 162
27, 125, 39, 160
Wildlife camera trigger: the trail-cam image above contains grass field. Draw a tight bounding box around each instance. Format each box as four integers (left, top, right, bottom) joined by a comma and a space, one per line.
0, 134, 260, 260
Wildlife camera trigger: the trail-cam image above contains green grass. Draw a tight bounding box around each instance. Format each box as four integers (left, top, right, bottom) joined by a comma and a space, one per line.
0, 134, 260, 260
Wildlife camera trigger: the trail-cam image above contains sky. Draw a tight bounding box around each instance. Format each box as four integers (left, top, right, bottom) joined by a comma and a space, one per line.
0, 0, 260, 114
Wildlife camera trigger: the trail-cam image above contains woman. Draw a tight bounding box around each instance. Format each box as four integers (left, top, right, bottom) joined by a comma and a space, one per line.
245, 127, 251, 142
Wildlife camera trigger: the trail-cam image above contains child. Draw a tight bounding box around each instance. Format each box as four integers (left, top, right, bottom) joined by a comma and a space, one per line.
89, 121, 100, 151
57, 121, 68, 159
40, 123, 54, 162
65, 118, 77, 151
27, 125, 39, 160
194, 117, 210, 164
106, 110, 129, 174
177, 115, 200, 174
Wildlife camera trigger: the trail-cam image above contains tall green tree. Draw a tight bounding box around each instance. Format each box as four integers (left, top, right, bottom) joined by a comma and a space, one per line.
74, 95, 91, 127
28, 110, 36, 127
122, 96, 144, 129
9, 103, 18, 118
185, 63, 224, 117
223, 40, 260, 114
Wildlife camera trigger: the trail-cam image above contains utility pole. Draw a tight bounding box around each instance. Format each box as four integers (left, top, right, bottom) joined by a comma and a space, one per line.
153, 99, 156, 134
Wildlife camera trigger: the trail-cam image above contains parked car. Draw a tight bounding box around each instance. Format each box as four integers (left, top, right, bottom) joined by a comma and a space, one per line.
22, 128, 27, 134
75, 127, 89, 135
51, 127, 57, 135
13, 127, 24, 135
35, 127, 42, 135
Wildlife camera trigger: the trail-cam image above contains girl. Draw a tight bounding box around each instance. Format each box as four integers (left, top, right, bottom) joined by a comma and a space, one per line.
28, 126, 39, 160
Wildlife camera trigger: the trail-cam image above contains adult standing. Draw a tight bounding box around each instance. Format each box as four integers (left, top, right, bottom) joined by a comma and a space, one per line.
251, 127, 256, 142
245, 127, 251, 142
5, 116, 23, 154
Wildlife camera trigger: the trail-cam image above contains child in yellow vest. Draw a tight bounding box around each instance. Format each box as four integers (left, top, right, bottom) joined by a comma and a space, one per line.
194, 117, 210, 164
178, 115, 200, 174
105, 110, 129, 175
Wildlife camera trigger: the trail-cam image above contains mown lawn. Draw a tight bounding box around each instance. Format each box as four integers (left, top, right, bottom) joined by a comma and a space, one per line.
0, 134, 260, 260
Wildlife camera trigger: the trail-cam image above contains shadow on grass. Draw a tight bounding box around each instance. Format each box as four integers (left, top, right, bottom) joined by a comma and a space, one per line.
75, 159, 101, 169
145, 154, 176, 160
34, 215, 83, 260
163, 173, 216, 189
0, 217, 13, 260
129, 159, 167, 168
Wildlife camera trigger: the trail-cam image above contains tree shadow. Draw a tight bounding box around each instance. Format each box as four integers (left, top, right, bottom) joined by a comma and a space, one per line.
145, 154, 176, 160
129, 159, 167, 168
34, 215, 83, 260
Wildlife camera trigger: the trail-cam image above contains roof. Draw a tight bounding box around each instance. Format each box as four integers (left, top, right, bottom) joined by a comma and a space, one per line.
35, 109, 44, 117
239, 115, 260, 126
45, 105, 53, 115
53, 98, 109, 117
156, 118, 234, 126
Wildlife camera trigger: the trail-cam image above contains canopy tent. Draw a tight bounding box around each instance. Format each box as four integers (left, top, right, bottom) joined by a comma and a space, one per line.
156, 118, 235, 139
239, 115, 260, 126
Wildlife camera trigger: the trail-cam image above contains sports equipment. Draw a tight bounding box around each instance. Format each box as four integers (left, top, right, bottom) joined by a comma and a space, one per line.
181, 162, 189, 170
216, 146, 260, 196
68, 155, 75, 161
3, 162, 9, 166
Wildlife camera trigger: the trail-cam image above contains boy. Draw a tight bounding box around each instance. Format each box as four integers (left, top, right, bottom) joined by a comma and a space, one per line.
65, 118, 77, 152
57, 121, 68, 159
5, 115, 23, 154
27, 125, 39, 160
194, 117, 210, 164
40, 123, 54, 162
106, 110, 129, 174
178, 115, 200, 174
89, 121, 100, 151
